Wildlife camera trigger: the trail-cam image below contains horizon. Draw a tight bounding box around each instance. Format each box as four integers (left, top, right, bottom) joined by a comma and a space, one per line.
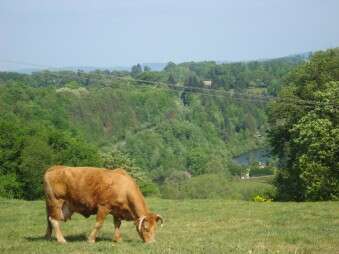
1, 0, 339, 71
0, 50, 317, 73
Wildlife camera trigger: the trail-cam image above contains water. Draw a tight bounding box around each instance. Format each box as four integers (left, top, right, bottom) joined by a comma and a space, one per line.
232, 148, 272, 166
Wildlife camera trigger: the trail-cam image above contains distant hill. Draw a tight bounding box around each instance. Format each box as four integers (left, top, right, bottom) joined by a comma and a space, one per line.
1, 52, 312, 74
13, 65, 130, 74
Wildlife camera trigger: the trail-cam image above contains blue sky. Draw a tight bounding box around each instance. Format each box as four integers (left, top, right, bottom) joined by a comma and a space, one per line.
1, 0, 339, 69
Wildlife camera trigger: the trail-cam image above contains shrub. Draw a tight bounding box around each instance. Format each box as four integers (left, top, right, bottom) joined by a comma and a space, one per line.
161, 174, 228, 199
181, 174, 232, 199
229, 180, 276, 201
249, 165, 275, 177
253, 195, 272, 202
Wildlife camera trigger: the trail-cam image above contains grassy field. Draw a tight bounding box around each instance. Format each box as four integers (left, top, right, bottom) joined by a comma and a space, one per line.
0, 198, 338, 254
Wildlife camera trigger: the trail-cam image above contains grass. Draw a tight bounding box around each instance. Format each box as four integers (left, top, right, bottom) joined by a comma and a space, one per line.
0, 198, 338, 254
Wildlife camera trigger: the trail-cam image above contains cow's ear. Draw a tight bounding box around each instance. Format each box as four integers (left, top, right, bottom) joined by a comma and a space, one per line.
156, 214, 163, 227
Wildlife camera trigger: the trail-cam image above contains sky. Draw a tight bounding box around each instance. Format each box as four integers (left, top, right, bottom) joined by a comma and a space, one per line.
1, 0, 339, 69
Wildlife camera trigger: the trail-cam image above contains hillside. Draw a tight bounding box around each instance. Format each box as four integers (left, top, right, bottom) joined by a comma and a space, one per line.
0, 53, 309, 199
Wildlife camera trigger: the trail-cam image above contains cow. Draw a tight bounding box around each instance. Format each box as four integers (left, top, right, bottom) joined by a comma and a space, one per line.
43, 165, 163, 244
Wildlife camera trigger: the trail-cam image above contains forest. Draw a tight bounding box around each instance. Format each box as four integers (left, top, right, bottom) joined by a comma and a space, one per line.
0, 49, 337, 201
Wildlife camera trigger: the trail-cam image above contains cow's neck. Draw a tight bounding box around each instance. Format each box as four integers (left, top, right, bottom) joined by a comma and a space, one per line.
129, 195, 149, 219
134, 201, 149, 219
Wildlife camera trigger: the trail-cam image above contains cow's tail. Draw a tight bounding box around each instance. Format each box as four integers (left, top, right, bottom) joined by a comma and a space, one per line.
43, 170, 56, 201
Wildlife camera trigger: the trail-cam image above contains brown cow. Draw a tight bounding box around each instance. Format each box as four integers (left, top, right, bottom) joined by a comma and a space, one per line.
43, 165, 163, 244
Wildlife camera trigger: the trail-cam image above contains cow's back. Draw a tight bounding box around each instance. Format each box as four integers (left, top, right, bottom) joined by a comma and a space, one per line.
44, 166, 139, 215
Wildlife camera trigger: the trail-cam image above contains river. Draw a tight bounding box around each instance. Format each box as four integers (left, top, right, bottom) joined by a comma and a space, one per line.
232, 148, 272, 166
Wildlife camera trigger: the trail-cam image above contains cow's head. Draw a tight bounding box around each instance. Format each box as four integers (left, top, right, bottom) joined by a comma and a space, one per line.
136, 213, 163, 243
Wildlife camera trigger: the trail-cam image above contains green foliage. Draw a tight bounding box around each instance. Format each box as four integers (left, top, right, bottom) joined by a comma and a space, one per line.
0, 73, 268, 199
143, 66, 151, 72
0, 120, 101, 200
229, 180, 276, 200
184, 72, 202, 87
135, 71, 167, 82
162, 174, 229, 199
228, 163, 244, 176
248, 162, 275, 177
168, 73, 177, 84
163, 55, 307, 92
65, 80, 81, 89
268, 48, 339, 201
0, 85, 101, 200
0, 52, 311, 200
131, 64, 143, 77
100, 150, 159, 196
249, 166, 275, 177
164, 61, 176, 72
253, 194, 272, 202
0, 173, 22, 199
290, 112, 338, 200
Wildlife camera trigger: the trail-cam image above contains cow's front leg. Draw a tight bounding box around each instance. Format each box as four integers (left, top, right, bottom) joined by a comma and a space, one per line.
113, 216, 122, 242
88, 206, 109, 243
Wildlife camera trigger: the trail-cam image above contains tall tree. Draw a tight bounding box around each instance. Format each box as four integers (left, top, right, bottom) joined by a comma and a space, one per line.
268, 48, 339, 201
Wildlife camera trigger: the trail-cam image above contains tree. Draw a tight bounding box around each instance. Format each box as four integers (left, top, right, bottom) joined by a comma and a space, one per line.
290, 111, 338, 200
243, 113, 257, 133
18, 137, 55, 200
100, 150, 159, 196
0, 52, 306, 200
131, 64, 143, 77
268, 48, 339, 201
143, 66, 151, 72
168, 73, 177, 84
0, 174, 22, 199
184, 73, 202, 87
164, 61, 176, 72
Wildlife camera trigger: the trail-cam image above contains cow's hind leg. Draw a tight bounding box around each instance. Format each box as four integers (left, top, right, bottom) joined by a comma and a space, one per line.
45, 200, 53, 239
88, 206, 109, 243
113, 216, 122, 242
46, 199, 67, 243
45, 214, 52, 240
49, 216, 67, 243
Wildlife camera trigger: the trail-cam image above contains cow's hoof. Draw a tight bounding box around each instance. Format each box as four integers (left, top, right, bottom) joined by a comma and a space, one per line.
145, 240, 156, 244
57, 239, 67, 244
87, 239, 96, 244
113, 238, 122, 243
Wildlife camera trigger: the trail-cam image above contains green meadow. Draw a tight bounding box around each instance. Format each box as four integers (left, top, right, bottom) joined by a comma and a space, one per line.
0, 198, 338, 254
